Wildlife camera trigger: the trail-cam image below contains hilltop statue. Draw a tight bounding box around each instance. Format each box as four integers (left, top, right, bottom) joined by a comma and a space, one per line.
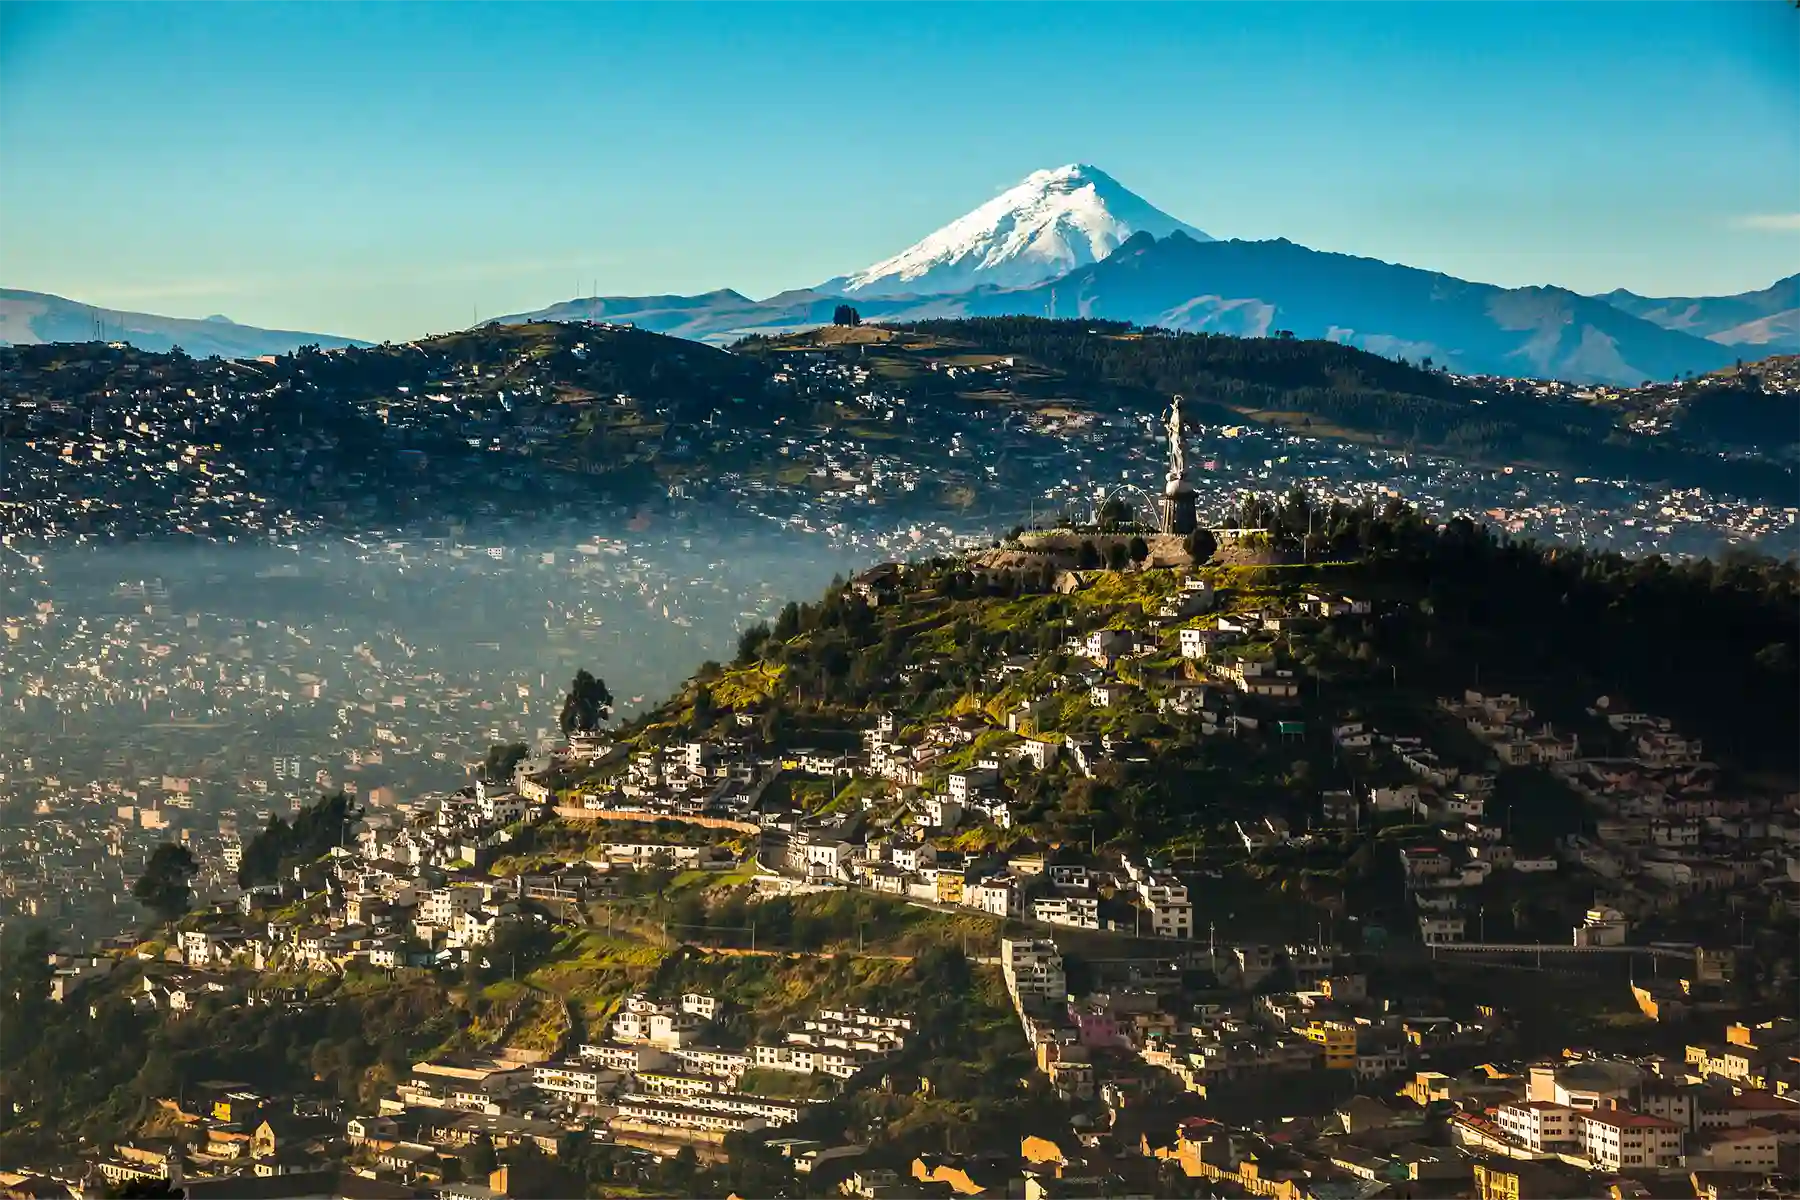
1160, 394, 1198, 537
1165, 394, 1187, 487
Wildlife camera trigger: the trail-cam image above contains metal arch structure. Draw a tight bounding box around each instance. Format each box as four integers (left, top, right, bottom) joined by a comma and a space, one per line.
1090, 483, 1161, 530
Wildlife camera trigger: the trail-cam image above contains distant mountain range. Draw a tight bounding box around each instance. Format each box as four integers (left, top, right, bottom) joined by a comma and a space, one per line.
1595, 274, 1799, 352
496, 165, 1794, 386
969, 231, 1753, 385
0, 288, 368, 358
501, 236, 1772, 386
5, 165, 1793, 385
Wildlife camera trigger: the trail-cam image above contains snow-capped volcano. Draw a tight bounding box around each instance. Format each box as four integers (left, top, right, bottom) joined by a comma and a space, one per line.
828, 163, 1210, 297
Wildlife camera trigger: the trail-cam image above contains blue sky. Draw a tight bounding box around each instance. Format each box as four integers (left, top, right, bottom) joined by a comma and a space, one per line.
2, 1, 1795, 342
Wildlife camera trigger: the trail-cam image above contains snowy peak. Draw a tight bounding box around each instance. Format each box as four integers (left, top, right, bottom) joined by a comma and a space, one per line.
832, 163, 1211, 297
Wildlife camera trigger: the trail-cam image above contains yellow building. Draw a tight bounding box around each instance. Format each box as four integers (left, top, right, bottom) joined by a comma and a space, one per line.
211, 1093, 262, 1124
1302, 1021, 1358, 1070
1402, 1071, 1452, 1106
1473, 1161, 1522, 1200
935, 873, 964, 905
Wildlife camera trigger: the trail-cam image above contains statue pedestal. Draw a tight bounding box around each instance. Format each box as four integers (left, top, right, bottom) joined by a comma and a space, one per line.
1161, 484, 1197, 537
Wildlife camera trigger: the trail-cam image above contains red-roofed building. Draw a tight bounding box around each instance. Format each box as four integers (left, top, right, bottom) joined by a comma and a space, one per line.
1578, 1108, 1682, 1170
1694, 1124, 1780, 1171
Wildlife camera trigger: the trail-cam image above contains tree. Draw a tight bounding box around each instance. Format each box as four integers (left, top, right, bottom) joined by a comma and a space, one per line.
690, 683, 716, 729
772, 601, 802, 641
832, 304, 861, 327
1077, 540, 1102, 569
735, 621, 771, 665
134, 843, 198, 924
481, 742, 529, 783
238, 791, 352, 889
460, 1136, 498, 1179
1184, 527, 1217, 563
559, 669, 613, 736
1127, 535, 1150, 566
1107, 541, 1131, 570
1097, 496, 1132, 530
759, 704, 787, 747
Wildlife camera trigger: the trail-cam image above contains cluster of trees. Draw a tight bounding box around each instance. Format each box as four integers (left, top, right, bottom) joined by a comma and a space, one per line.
558, 669, 613, 736
458, 917, 562, 989
1215, 489, 1796, 769
133, 843, 198, 924
1340, 502, 1799, 772
832, 304, 862, 327
481, 741, 530, 782
237, 790, 354, 889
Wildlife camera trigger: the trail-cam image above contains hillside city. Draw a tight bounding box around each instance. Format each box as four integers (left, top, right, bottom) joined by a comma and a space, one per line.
5, 330, 1796, 952
6, 5, 1799, 1198
3, 330, 1796, 558
4, 479, 1797, 1198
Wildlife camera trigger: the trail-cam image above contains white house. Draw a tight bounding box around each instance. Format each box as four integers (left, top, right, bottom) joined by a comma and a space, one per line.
1417, 914, 1466, 944
1137, 873, 1192, 938
947, 768, 998, 804
1084, 628, 1134, 664
921, 796, 963, 830
1090, 682, 1131, 708
966, 875, 1021, 918
1573, 906, 1628, 948
1032, 894, 1101, 930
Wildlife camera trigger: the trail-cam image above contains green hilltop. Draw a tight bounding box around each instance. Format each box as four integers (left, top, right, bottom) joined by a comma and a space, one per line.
5, 495, 1796, 1193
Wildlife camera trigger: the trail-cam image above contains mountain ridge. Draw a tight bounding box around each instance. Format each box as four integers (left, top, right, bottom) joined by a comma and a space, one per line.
979, 231, 1743, 385
0, 288, 369, 358
1595, 273, 1799, 353
498, 232, 1763, 386
493, 165, 1785, 384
